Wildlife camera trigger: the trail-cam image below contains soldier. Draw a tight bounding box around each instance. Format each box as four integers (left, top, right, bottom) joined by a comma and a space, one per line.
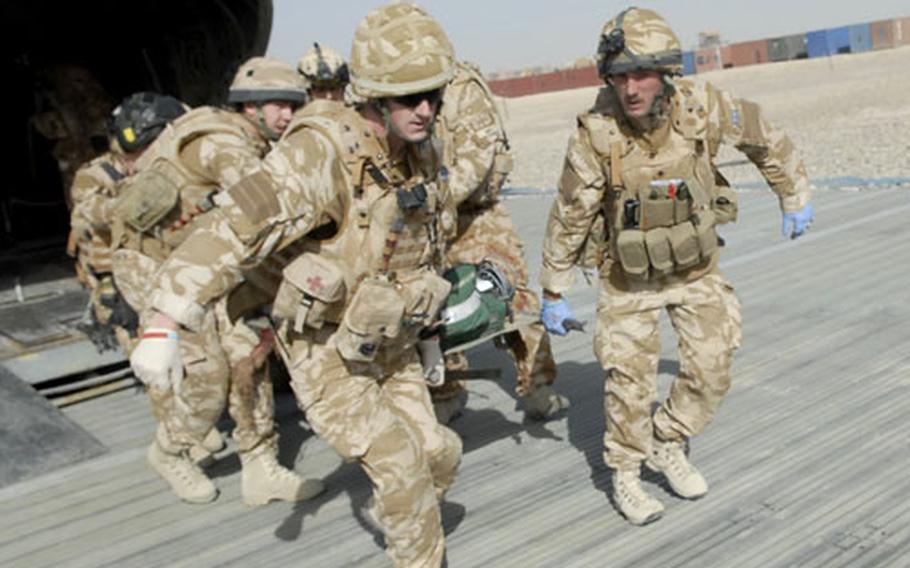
540, 8, 814, 525
431, 59, 568, 422
298, 42, 349, 102
111, 57, 323, 506
129, 4, 462, 565
69, 92, 186, 354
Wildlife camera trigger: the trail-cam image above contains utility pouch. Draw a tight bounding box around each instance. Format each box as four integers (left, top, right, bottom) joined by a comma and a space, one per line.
645, 227, 673, 277
638, 197, 675, 230
274, 253, 346, 333
112, 168, 180, 232
712, 184, 739, 225
396, 270, 452, 328
336, 279, 404, 362
668, 221, 700, 268
693, 209, 719, 259
616, 229, 650, 280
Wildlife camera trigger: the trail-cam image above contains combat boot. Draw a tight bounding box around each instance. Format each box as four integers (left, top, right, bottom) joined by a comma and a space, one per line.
612, 468, 664, 525
646, 438, 708, 499
522, 383, 570, 421
188, 428, 225, 466
147, 434, 218, 504
240, 444, 325, 507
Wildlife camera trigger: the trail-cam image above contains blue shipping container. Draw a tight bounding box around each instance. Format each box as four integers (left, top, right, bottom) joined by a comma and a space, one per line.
827, 26, 851, 54
682, 51, 696, 75
807, 26, 852, 57
849, 23, 872, 53
807, 30, 829, 57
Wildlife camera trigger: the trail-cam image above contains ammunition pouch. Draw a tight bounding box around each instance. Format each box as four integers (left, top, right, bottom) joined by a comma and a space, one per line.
112, 168, 180, 233
613, 177, 721, 281
272, 253, 346, 334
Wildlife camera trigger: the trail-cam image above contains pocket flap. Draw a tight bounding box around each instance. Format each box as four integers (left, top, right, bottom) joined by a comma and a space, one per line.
344, 279, 403, 338
282, 252, 346, 303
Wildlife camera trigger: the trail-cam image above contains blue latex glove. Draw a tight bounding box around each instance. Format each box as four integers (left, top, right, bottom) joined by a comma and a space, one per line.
541, 297, 576, 336
781, 202, 814, 240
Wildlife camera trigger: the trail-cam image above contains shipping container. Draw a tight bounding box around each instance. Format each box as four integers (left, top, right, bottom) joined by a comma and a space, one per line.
848, 23, 872, 53
807, 26, 852, 57
488, 65, 600, 98
728, 39, 769, 67
693, 45, 730, 73
870, 19, 896, 49
897, 17, 910, 45
683, 51, 696, 75
768, 34, 808, 62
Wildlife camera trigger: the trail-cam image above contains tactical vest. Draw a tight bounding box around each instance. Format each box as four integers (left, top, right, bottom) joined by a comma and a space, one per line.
74, 152, 126, 274
271, 100, 453, 362
578, 83, 737, 284
111, 107, 267, 263
437, 61, 513, 210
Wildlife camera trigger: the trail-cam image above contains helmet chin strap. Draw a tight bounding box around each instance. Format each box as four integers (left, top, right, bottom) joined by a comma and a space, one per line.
254, 105, 280, 141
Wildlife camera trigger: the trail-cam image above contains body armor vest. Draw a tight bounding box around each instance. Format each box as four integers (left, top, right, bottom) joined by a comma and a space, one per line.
273, 100, 452, 361
112, 107, 267, 263
579, 83, 736, 284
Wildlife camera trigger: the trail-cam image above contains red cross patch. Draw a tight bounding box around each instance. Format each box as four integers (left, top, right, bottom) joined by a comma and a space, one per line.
306, 275, 324, 294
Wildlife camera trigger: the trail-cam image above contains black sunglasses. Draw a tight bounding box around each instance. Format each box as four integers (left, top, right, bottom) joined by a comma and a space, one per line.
390, 88, 444, 108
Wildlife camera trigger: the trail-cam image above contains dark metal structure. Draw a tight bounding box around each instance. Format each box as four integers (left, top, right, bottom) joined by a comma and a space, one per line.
2, 0, 272, 253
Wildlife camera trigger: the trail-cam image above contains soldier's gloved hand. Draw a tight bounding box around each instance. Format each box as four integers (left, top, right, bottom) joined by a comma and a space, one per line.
541, 296, 576, 336
781, 202, 814, 240
129, 328, 183, 392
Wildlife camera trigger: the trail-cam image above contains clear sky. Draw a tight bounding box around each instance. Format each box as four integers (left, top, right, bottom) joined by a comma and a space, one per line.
268, 1, 908, 74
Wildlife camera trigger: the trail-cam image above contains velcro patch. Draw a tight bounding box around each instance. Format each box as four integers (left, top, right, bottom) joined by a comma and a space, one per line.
227, 170, 281, 226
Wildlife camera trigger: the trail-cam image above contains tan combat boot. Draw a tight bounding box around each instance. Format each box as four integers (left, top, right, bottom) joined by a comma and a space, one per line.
522, 383, 570, 421
612, 468, 664, 525
646, 438, 708, 499
240, 444, 325, 507
147, 430, 218, 504
188, 428, 225, 466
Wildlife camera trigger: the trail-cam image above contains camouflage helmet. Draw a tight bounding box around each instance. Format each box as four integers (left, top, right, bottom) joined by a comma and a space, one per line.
596, 7, 683, 78
349, 3, 455, 99
298, 43, 350, 88
111, 92, 186, 152
228, 56, 308, 104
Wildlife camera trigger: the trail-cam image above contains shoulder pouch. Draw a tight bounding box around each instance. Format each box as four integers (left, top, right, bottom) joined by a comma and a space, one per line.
112, 168, 180, 232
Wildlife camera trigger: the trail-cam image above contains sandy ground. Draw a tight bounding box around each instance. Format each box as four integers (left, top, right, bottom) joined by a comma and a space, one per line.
502, 46, 910, 190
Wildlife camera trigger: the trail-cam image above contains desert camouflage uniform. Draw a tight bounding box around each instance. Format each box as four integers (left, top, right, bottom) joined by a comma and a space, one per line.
68, 150, 136, 352
541, 78, 810, 470
112, 106, 276, 452
433, 61, 559, 412
146, 99, 461, 567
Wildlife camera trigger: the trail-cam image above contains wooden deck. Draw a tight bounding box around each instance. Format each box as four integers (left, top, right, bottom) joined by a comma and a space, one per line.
2, 186, 910, 567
